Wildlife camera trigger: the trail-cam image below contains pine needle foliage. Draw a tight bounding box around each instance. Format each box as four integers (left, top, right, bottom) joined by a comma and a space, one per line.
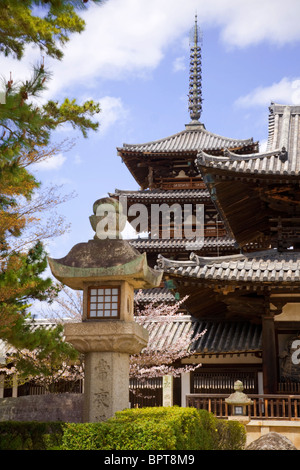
0, 0, 102, 374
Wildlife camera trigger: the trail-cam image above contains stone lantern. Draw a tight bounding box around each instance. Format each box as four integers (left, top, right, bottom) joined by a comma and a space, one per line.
48, 197, 163, 422
225, 380, 253, 421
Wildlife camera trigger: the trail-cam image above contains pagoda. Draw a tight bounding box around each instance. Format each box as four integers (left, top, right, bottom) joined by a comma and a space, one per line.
109, 17, 300, 400
111, 16, 258, 267
109, 17, 269, 404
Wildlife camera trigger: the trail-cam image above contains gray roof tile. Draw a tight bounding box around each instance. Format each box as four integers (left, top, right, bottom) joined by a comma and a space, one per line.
110, 188, 210, 201
129, 237, 237, 251
197, 104, 300, 176
156, 249, 300, 284
118, 124, 254, 154
141, 315, 261, 354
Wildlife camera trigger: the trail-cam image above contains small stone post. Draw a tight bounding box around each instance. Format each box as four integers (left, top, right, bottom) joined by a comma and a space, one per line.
162, 375, 173, 407
48, 197, 162, 422
225, 380, 253, 423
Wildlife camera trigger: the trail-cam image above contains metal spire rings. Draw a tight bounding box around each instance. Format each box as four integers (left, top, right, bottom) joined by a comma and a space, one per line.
188, 15, 203, 122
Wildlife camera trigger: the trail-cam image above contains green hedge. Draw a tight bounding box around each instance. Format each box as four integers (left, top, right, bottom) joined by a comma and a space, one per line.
62, 407, 246, 451
0, 421, 64, 450
0, 407, 246, 450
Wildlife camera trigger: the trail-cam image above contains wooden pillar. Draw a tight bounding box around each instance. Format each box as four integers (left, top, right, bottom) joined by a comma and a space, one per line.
12, 375, 18, 398
262, 312, 278, 394
181, 372, 190, 407
0, 374, 4, 398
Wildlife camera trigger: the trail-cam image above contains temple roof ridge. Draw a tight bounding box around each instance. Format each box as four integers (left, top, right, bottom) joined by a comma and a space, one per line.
156, 248, 300, 268
196, 110, 300, 175
156, 248, 300, 284
198, 146, 282, 162
118, 125, 254, 154
110, 187, 209, 196
197, 102, 300, 176
269, 102, 300, 112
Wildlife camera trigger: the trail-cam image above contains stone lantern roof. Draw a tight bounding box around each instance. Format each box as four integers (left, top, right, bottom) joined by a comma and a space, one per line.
48, 238, 163, 291
48, 197, 163, 290
225, 380, 253, 406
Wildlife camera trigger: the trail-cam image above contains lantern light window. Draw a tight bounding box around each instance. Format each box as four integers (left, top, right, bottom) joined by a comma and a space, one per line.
88, 287, 120, 319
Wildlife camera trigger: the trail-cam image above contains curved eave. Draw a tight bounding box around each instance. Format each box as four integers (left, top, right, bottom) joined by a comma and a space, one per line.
128, 237, 238, 253
48, 247, 163, 291
197, 148, 300, 178
117, 126, 255, 156
155, 250, 300, 287
195, 149, 295, 246
110, 188, 210, 203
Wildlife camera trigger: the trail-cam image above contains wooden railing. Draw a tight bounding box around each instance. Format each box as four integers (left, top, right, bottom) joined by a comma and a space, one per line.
159, 178, 206, 190
17, 379, 83, 396
186, 394, 300, 420
192, 370, 258, 395
129, 378, 163, 408
278, 382, 300, 394
154, 225, 228, 239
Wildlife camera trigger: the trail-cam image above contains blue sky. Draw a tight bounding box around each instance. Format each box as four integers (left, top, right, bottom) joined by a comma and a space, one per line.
2, 0, 300, 265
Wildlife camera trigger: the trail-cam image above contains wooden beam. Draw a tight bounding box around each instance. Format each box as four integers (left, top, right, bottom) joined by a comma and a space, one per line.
262, 311, 278, 394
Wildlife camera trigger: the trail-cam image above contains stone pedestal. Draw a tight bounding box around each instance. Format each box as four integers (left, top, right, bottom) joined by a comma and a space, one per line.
64, 320, 148, 422
84, 351, 130, 422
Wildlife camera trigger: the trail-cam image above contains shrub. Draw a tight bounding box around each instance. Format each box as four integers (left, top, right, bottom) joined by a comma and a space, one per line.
0, 407, 246, 450
61, 406, 246, 451
0, 421, 64, 450
111, 407, 217, 450
214, 418, 246, 450
61, 420, 177, 450
61, 422, 111, 450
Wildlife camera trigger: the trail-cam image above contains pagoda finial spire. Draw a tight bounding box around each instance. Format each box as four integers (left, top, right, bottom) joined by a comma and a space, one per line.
188, 14, 203, 123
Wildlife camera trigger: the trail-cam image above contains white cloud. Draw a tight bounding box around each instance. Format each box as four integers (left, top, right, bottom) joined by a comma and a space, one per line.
43, 0, 196, 97
33, 152, 66, 171
73, 153, 82, 165
96, 96, 129, 135
173, 56, 186, 72
259, 139, 268, 152
2, 0, 300, 99
235, 78, 300, 107
216, 0, 300, 48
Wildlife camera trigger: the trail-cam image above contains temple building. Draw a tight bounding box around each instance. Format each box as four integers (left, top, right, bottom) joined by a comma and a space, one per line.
110, 16, 300, 404
2, 19, 300, 429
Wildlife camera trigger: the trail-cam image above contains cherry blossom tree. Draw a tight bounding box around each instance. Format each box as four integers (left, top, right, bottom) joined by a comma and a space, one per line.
130, 291, 206, 381
0, 347, 84, 393
0, 283, 83, 393
0, 286, 207, 394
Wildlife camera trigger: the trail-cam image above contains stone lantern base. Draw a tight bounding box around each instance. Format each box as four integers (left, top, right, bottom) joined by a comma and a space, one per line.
64, 321, 148, 422
84, 351, 130, 422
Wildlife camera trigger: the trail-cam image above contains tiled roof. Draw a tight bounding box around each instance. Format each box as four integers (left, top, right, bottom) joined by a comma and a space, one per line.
118, 123, 254, 155
110, 188, 211, 202
197, 104, 300, 176
134, 288, 176, 304
0, 316, 261, 359
156, 249, 300, 284
0, 314, 260, 359
129, 237, 237, 251
143, 315, 261, 354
